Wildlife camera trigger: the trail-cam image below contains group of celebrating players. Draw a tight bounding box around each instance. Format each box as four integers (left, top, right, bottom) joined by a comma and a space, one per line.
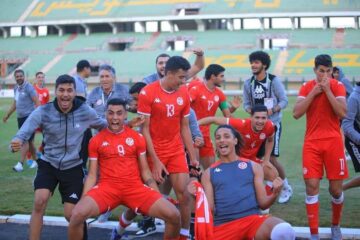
4, 48, 359, 240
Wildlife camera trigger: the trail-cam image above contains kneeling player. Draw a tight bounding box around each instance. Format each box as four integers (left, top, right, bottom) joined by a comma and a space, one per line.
68, 98, 180, 240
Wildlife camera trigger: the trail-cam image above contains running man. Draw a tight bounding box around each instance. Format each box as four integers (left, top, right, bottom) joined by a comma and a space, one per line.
10, 75, 106, 240
293, 54, 348, 240
68, 98, 180, 240
138, 56, 199, 240
4, 69, 40, 172
188, 125, 295, 240
243, 50, 292, 203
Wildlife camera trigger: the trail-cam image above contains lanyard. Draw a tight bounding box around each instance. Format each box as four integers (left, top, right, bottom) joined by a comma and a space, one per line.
101, 90, 113, 107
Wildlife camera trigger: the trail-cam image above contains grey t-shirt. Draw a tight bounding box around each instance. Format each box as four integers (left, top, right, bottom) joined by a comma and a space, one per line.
14, 81, 37, 118
73, 74, 88, 97
87, 83, 131, 119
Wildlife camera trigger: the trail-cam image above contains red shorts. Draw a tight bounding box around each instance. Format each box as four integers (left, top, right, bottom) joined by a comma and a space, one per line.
86, 181, 162, 214
148, 152, 189, 174
199, 136, 215, 158
303, 137, 349, 180
213, 214, 269, 240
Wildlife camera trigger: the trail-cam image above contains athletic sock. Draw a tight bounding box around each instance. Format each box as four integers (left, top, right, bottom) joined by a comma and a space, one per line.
331, 192, 344, 226
306, 195, 319, 235
83, 221, 88, 240
179, 228, 189, 239
116, 212, 132, 235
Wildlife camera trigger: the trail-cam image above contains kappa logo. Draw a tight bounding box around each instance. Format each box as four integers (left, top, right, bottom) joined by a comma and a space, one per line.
238, 162, 247, 170
101, 141, 110, 147
201, 95, 206, 100
75, 123, 80, 128
69, 193, 78, 199
214, 168, 222, 173
251, 141, 256, 148
254, 85, 264, 94
96, 99, 103, 106
154, 98, 161, 103
126, 137, 134, 146
245, 134, 251, 139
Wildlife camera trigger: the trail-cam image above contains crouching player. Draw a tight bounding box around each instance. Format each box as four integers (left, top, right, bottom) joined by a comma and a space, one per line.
68, 98, 180, 240
188, 125, 295, 239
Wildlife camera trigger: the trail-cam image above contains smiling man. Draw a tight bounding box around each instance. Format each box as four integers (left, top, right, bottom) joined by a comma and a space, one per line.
138, 56, 199, 240
10, 74, 106, 240
198, 104, 278, 183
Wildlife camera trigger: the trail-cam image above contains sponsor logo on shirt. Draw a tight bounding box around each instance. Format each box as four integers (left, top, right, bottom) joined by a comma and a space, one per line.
154, 98, 161, 103
101, 141, 110, 147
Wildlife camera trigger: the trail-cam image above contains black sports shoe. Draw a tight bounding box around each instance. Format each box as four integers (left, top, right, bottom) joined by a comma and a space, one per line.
135, 217, 156, 237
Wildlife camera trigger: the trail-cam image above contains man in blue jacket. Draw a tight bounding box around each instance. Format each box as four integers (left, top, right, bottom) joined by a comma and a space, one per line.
10, 74, 106, 240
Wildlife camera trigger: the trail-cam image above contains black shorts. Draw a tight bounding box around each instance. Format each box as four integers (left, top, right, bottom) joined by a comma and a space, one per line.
34, 159, 85, 204
257, 122, 282, 158
345, 137, 360, 172
17, 116, 35, 141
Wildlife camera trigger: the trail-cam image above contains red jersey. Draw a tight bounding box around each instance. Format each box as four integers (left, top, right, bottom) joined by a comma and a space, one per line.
88, 126, 146, 183
186, 78, 203, 90
137, 81, 190, 157
298, 79, 346, 140
34, 85, 50, 105
227, 118, 274, 160
189, 83, 227, 137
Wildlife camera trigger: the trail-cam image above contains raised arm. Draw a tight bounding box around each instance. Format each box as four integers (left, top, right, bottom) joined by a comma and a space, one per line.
198, 116, 227, 126
187, 48, 205, 80
293, 83, 322, 119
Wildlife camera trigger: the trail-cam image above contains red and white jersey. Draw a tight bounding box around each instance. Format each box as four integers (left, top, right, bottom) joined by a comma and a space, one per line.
88, 126, 146, 183
34, 85, 50, 105
298, 79, 346, 140
137, 81, 190, 157
189, 83, 227, 137
227, 118, 274, 160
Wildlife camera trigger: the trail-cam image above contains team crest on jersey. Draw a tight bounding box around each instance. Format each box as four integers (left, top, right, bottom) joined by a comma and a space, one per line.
238, 162, 247, 170
214, 95, 219, 102
96, 99, 103, 106
259, 133, 266, 140
140, 90, 146, 95
126, 138, 134, 146
177, 97, 183, 105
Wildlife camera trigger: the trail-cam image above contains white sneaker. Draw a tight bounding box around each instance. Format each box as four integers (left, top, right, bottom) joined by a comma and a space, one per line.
29, 160, 38, 169
278, 185, 293, 204
13, 162, 23, 172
